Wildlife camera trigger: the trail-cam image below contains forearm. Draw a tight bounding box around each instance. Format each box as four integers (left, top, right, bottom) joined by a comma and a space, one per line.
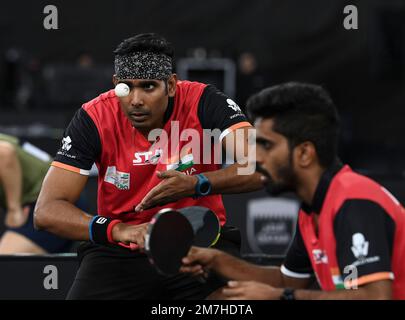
0, 143, 23, 210
212, 251, 284, 287
204, 164, 263, 194
34, 198, 93, 240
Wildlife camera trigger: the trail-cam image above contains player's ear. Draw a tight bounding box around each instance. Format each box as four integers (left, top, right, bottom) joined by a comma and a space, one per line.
167, 74, 177, 97
294, 141, 316, 168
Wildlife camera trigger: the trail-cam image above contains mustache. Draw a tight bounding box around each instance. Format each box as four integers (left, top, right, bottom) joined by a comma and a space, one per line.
256, 162, 296, 196
255, 162, 271, 179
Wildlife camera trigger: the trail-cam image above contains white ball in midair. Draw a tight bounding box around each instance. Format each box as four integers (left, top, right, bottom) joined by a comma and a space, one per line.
115, 83, 130, 97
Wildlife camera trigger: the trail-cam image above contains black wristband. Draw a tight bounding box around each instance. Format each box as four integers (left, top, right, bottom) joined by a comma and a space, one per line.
280, 288, 296, 300
89, 215, 119, 245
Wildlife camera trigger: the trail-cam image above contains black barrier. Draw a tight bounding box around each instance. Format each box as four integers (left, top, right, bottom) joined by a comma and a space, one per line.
0, 254, 78, 299
241, 254, 285, 267
0, 253, 287, 299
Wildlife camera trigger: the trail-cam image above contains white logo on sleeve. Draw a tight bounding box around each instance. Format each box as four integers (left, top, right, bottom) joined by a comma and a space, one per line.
351, 233, 369, 259
96, 217, 107, 224
62, 136, 72, 151
349, 233, 380, 267
226, 99, 242, 113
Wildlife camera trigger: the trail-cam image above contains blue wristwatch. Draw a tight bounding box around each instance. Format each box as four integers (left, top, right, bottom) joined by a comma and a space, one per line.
194, 174, 212, 197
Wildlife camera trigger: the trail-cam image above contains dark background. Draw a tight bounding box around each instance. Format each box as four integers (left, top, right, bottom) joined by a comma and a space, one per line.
1, 0, 405, 169
0, 0, 405, 254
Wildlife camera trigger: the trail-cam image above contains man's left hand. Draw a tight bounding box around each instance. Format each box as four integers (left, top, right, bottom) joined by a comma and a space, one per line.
135, 170, 198, 212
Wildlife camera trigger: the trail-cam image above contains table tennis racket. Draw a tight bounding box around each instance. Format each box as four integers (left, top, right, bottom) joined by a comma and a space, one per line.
178, 206, 221, 247
116, 207, 220, 276
144, 208, 194, 276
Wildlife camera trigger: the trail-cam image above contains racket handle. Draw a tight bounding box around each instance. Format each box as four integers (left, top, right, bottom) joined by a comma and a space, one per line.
196, 276, 207, 284
129, 243, 139, 250
118, 242, 139, 251
196, 269, 210, 284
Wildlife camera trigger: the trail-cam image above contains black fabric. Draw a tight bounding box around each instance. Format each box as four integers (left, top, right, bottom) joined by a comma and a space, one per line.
66, 226, 241, 299
163, 97, 175, 123
334, 199, 395, 279
282, 222, 314, 276
90, 216, 114, 245
197, 85, 249, 132
53, 108, 101, 170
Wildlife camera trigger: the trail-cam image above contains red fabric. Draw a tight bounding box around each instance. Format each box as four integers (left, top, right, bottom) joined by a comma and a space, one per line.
83, 81, 227, 226
299, 165, 405, 299
107, 219, 122, 243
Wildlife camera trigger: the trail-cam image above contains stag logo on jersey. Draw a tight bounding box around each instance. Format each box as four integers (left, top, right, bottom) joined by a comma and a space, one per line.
133, 149, 162, 166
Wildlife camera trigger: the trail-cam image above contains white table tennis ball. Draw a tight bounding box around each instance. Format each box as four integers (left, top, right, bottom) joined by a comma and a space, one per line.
115, 83, 130, 97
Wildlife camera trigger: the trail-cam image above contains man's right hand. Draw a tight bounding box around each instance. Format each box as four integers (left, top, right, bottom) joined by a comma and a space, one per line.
111, 222, 149, 249
180, 246, 221, 277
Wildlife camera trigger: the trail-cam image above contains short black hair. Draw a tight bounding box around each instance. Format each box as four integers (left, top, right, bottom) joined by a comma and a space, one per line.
113, 33, 174, 59
247, 82, 340, 168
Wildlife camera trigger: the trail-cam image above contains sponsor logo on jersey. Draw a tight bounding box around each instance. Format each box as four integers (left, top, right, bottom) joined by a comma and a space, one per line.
62, 136, 72, 151
133, 149, 162, 166
226, 99, 245, 120
166, 149, 195, 173
57, 136, 76, 159
351, 233, 369, 259
226, 99, 242, 113
350, 233, 380, 267
312, 249, 328, 264
330, 268, 345, 289
104, 166, 130, 190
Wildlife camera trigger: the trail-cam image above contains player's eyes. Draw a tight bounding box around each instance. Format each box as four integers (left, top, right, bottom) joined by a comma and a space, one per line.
257, 139, 273, 150
143, 83, 156, 90
260, 143, 271, 150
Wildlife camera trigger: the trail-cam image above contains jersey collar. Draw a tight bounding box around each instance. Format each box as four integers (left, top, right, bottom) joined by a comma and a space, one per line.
163, 97, 175, 124
301, 159, 344, 215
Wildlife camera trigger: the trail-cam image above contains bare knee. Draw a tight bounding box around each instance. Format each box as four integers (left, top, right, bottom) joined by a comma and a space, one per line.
0, 231, 47, 254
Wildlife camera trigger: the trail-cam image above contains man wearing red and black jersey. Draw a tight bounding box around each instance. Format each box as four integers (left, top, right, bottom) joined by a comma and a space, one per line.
181, 82, 405, 300
34, 33, 262, 299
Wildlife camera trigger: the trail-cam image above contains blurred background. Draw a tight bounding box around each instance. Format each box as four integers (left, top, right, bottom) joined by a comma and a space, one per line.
0, 0, 404, 297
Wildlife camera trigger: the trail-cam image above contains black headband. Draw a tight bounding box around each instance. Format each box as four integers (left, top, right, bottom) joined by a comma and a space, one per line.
114, 51, 172, 80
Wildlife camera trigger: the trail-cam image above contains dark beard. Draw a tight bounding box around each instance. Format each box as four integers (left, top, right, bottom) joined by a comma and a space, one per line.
255, 158, 296, 196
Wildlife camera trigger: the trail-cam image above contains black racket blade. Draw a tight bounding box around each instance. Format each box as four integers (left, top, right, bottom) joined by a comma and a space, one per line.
145, 208, 194, 276
178, 206, 221, 247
